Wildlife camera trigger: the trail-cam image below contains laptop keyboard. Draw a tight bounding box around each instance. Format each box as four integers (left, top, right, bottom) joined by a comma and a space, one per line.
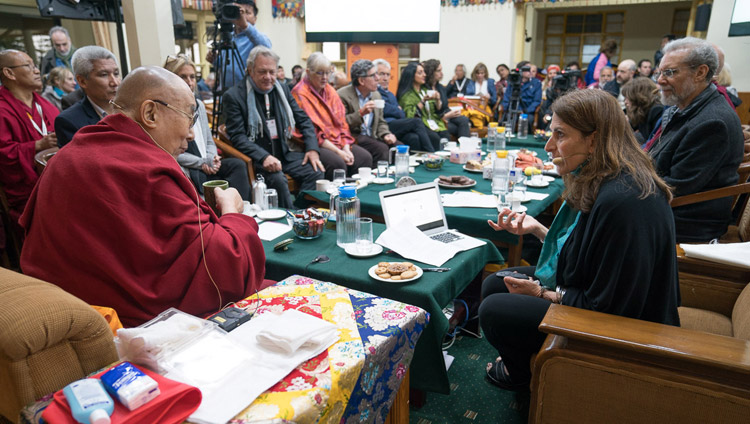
430, 232, 464, 243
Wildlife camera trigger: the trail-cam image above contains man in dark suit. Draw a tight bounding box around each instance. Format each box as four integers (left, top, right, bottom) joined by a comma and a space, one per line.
55, 46, 120, 147
222, 46, 323, 209
337, 59, 398, 164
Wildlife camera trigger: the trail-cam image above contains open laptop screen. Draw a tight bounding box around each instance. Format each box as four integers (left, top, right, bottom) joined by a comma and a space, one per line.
380, 183, 445, 232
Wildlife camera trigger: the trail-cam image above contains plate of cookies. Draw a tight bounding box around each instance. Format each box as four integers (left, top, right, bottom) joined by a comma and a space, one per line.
369, 261, 423, 283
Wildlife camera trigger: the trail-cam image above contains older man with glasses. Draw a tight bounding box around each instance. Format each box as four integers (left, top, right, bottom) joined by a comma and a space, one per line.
645, 37, 744, 243
20, 66, 267, 327
0, 49, 59, 231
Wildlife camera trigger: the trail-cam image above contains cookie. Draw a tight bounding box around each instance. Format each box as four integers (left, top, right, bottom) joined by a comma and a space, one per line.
374, 267, 388, 275
378, 262, 390, 268
387, 263, 408, 275
401, 270, 417, 279
379, 272, 391, 279
409, 266, 417, 271
390, 275, 402, 281
401, 262, 414, 268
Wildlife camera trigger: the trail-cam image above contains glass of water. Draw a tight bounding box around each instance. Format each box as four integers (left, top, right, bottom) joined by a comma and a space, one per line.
496, 192, 511, 212
377, 161, 389, 179
332, 169, 346, 187
511, 183, 526, 212
263, 189, 278, 210
355, 218, 373, 254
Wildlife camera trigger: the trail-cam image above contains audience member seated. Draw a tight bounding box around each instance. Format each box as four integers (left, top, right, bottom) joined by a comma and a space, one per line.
446, 64, 470, 98
541, 65, 559, 93
40, 26, 75, 76
710, 44, 741, 110
646, 37, 744, 243
637, 58, 653, 78
224, 46, 323, 207
41, 66, 76, 111
654, 34, 676, 68
423, 59, 470, 140
466, 62, 497, 119
603, 59, 636, 108
500, 60, 541, 133
716, 63, 741, 107
397, 62, 448, 151
584, 39, 617, 87
373, 59, 433, 152
621, 78, 663, 146
276, 65, 292, 87
330, 71, 349, 90
0, 49, 58, 229
538, 65, 560, 128
337, 59, 397, 162
20, 66, 267, 327
587, 65, 613, 89
480, 89, 680, 392
208, 0, 271, 89
288, 64, 303, 90
55, 46, 120, 147
494, 64, 510, 120
292, 52, 370, 179
164, 54, 251, 201
196, 71, 214, 101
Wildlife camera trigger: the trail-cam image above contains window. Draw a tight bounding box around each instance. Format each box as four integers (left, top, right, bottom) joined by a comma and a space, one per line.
543, 12, 624, 70
672, 8, 690, 37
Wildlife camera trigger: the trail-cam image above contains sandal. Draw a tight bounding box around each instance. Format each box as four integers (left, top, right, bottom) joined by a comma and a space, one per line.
485, 359, 530, 391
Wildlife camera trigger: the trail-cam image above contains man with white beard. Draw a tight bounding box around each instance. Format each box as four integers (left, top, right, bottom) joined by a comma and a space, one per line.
645, 37, 743, 243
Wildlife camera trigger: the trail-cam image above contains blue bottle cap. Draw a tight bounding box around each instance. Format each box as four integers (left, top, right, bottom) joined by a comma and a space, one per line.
339, 185, 357, 198
521, 114, 528, 119
396, 145, 409, 154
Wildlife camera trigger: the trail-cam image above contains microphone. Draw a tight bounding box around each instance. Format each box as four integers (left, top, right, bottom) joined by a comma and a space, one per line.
552, 153, 588, 165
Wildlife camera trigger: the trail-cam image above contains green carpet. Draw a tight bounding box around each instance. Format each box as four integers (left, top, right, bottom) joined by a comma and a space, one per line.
409, 333, 528, 424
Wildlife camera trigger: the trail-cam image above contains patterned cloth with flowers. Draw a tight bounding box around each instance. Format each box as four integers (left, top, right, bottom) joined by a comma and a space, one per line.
229, 275, 428, 424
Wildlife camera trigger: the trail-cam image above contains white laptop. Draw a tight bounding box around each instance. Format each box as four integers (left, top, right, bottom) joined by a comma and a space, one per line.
379, 182, 485, 251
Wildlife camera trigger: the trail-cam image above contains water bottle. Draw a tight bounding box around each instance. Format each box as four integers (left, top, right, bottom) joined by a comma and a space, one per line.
329, 185, 360, 248
252, 174, 267, 209
518, 114, 528, 139
497, 127, 506, 150
492, 151, 510, 195
487, 123, 498, 153
390, 144, 410, 181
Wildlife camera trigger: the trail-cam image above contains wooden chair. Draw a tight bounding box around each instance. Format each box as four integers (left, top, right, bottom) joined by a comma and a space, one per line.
215, 124, 299, 199
530, 287, 750, 423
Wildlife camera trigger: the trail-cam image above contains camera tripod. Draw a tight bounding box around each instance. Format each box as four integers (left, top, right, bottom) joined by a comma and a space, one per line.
504, 84, 523, 138
209, 21, 244, 135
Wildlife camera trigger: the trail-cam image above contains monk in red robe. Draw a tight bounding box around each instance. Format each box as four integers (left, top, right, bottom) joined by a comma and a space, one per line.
0, 50, 58, 226
20, 66, 266, 327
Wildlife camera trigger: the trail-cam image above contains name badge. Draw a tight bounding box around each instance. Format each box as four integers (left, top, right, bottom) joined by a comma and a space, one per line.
266, 119, 278, 139
426, 119, 439, 131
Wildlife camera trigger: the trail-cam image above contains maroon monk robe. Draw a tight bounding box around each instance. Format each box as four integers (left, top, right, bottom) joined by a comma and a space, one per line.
20, 114, 266, 327
0, 86, 58, 223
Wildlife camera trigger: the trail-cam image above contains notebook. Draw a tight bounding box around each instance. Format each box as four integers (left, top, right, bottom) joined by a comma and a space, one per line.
379, 182, 485, 251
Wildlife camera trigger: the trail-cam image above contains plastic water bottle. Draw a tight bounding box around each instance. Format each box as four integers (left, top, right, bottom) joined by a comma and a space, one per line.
391, 144, 410, 181
330, 185, 360, 249
518, 114, 529, 139
487, 123, 498, 153
492, 151, 510, 195
252, 174, 267, 209
497, 127, 506, 150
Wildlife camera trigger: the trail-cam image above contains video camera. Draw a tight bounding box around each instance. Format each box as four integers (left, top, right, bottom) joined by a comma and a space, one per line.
508, 65, 531, 87
214, 0, 240, 22
550, 68, 581, 94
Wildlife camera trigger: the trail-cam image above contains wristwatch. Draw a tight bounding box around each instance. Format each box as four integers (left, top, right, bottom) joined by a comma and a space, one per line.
555, 286, 566, 304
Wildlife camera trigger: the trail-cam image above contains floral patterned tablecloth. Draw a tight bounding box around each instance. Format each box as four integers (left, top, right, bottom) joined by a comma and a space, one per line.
230, 275, 428, 423
21, 275, 427, 424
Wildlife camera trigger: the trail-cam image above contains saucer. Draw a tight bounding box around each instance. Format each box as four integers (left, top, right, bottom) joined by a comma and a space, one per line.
511, 205, 528, 213
256, 209, 286, 220
372, 177, 395, 184
525, 180, 550, 188
542, 175, 555, 182
345, 243, 384, 258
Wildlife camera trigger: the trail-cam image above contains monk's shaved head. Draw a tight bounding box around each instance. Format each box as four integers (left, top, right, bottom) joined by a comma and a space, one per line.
114, 66, 192, 112
0, 50, 26, 84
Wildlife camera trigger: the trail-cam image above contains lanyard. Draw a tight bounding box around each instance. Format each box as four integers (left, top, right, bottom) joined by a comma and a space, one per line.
26, 102, 47, 137
418, 89, 431, 114
455, 78, 466, 92
264, 93, 271, 119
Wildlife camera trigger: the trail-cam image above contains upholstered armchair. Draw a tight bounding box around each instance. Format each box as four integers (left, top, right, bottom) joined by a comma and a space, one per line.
0, 267, 118, 423
529, 280, 750, 423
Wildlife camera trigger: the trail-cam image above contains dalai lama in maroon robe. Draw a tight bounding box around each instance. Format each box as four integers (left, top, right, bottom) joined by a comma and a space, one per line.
0, 50, 59, 227
20, 66, 266, 327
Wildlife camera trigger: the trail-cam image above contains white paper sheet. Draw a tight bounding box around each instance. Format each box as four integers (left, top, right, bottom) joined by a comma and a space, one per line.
681, 242, 750, 269
257, 221, 292, 241
441, 192, 497, 208
375, 220, 461, 266
524, 191, 549, 201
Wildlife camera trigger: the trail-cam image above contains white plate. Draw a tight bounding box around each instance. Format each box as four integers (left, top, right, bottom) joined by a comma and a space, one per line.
462, 165, 484, 174
512, 205, 528, 213
256, 209, 287, 220
524, 180, 550, 188
435, 177, 477, 189
368, 264, 423, 283
352, 173, 375, 181
542, 175, 555, 182
345, 244, 384, 258
435, 151, 451, 157
508, 149, 538, 157
372, 177, 395, 184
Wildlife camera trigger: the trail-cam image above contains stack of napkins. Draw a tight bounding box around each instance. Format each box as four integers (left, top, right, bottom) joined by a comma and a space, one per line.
254, 309, 339, 358
681, 242, 750, 269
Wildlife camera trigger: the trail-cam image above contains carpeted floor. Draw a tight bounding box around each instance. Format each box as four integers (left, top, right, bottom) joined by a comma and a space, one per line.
409, 332, 529, 424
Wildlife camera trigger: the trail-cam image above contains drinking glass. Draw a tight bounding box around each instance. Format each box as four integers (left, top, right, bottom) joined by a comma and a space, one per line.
376, 161, 389, 179
263, 189, 278, 210
511, 184, 526, 212
355, 218, 373, 254
532, 163, 544, 184
332, 169, 346, 187
496, 192, 511, 212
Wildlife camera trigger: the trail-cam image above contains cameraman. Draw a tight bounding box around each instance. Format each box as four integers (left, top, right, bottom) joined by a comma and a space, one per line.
500, 60, 541, 133
208, 0, 271, 89
538, 67, 581, 130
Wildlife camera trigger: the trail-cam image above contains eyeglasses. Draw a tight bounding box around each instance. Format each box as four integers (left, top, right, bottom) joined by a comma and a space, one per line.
312, 70, 331, 78
364, 72, 377, 79
152, 99, 199, 127
653, 65, 697, 80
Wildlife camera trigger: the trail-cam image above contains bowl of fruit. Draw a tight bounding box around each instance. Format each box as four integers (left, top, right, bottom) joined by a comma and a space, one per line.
287, 208, 328, 239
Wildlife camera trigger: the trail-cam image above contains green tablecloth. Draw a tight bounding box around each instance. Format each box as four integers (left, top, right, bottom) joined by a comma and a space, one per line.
299, 142, 563, 245
260, 222, 502, 394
